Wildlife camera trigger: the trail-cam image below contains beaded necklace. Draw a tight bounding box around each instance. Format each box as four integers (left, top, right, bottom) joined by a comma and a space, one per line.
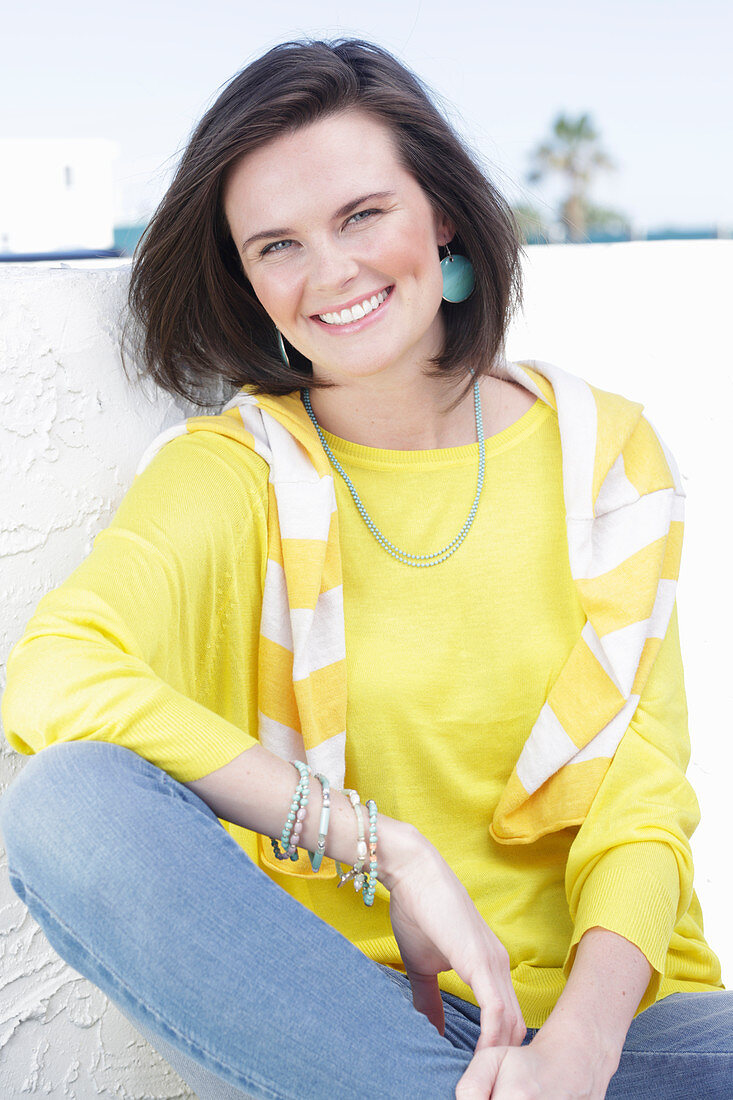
301, 380, 485, 567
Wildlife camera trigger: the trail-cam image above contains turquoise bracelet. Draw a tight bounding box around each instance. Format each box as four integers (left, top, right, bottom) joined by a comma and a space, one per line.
363, 799, 378, 906
308, 773, 331, 872
269, 760, 310, 862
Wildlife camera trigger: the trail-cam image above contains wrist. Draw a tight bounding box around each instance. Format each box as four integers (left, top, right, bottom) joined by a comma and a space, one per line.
374, 815, 428, 892
532, 1012, 622, 1081
538, 928, 651, 1067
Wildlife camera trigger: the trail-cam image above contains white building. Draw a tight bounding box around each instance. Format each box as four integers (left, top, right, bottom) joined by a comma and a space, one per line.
0, 139, 118, 254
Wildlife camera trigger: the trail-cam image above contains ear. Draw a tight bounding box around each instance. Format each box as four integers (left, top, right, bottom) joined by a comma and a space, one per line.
435, 211, 455, 248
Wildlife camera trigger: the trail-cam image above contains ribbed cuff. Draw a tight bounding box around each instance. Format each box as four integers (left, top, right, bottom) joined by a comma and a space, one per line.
119, 687, 259, 783
566, 842, 680, 1011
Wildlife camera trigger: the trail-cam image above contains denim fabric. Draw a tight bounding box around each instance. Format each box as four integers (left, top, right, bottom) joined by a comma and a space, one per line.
1, 740, 730, 1099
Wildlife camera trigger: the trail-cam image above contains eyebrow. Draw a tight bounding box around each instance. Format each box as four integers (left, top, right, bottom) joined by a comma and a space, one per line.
240, 191, 396, 252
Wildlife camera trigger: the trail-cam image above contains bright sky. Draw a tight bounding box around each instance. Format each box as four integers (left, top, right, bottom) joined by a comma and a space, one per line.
3, 0, 730, 230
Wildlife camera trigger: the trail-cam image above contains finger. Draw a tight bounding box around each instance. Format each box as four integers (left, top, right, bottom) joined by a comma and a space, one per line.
472, 969, 525, 1047
495, 979, 526, 1047
477, 1000, 509, 1048
475, 1000, 524, 1049
469, 981, 523, 1049
511, 1014, 527, 1047
455, 1044, 506, 1100
503, 984, 526, 1046
406, 971, 445, 1036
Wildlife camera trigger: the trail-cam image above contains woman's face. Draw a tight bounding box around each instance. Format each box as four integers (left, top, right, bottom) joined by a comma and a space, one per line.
223, 110, 453, 387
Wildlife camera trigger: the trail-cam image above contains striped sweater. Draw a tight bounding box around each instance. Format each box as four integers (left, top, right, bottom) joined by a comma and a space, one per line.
135, 359, 685, 877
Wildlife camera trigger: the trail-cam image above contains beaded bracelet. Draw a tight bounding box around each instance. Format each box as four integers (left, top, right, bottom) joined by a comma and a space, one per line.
269, 760, 310, 862
286, 761, 311, 859
363, 799, 379, 906
336, 789, 368, 891
308, 773, 331, 872
348, 789, 368, 885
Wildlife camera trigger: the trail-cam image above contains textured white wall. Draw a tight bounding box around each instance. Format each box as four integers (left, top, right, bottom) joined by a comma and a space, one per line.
0, 263, 199, 1098
1, 244, 731, 1096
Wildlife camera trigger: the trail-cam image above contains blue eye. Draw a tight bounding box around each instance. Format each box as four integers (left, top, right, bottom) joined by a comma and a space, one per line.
348, 209, 379, 225
261, 239, 292, 257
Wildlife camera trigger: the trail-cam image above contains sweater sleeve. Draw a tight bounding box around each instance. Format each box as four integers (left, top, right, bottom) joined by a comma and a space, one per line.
2, 430, 269, 783
563, 602, 700, 1011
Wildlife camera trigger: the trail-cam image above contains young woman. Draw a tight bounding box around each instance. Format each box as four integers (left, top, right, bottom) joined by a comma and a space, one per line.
1, 38, 729, 1100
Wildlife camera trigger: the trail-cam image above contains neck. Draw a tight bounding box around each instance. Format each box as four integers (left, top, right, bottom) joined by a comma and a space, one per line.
304, 369, 478, 450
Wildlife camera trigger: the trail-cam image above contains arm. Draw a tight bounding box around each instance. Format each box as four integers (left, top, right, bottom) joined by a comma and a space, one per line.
456, 928, 651, 1099
183, 740, 418, 878
186, 741, 527, 1048
2, 432, 268, 778
528, 928, 651, 1085
563, 602, 697, 1009
3, 429, 526, 1045
456, 604, 698, 1097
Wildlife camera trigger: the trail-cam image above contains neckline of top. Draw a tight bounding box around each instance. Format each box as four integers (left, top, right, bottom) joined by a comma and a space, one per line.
320, 397, 550, 468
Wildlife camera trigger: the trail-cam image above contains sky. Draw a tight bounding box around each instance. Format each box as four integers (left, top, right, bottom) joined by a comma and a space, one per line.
2, 0, 730, 231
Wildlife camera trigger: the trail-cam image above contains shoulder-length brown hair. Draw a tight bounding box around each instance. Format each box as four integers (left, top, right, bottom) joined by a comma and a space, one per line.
126, 38, 523, 405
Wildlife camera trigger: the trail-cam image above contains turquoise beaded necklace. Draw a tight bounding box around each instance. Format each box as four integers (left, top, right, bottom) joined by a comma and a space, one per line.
301, 380, 485, 568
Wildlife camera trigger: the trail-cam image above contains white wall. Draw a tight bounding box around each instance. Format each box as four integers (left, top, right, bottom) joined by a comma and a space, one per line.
505, 240, 733, 986
0, 243, 731, 1096
0, 263, 198, 1098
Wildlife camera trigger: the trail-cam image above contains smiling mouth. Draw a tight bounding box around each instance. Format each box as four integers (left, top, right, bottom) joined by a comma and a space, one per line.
316, 287, 392, 326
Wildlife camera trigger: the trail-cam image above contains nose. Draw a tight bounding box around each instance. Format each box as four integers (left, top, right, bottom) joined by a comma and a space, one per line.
307, 238, 360, 298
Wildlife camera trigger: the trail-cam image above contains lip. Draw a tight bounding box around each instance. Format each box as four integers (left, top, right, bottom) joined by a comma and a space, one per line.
310, 285, 394, 334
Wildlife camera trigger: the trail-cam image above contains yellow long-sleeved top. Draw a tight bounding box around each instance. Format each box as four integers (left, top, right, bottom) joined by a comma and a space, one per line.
3, 395, 723, 1026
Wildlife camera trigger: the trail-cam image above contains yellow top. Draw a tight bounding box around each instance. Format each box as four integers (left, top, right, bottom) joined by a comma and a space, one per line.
3, 392, 723, 1026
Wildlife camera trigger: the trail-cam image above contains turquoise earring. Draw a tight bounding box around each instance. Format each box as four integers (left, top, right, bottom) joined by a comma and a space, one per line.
276, 328, 290, 368
441, 244, 476, 303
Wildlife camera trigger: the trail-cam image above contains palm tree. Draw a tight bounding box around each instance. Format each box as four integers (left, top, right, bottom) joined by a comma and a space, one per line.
510, 202, 552, 245
527, 114, 616, 242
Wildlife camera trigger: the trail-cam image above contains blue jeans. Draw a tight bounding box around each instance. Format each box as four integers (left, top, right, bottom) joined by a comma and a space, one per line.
1, 741, 730, 1099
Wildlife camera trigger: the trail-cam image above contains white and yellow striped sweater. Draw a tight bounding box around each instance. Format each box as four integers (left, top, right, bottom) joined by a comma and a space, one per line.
3, 360, 723, 1023
136, 358, 685, 858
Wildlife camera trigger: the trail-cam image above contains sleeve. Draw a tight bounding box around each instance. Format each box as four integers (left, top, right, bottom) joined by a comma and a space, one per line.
563, 602, 700, 1011
2, 430, 269, 784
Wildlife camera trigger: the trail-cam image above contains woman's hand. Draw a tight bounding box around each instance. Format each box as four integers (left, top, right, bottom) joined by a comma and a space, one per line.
454, 1029, 614, 1099
380, 824, 525, 1048
454, 926, 649, 1098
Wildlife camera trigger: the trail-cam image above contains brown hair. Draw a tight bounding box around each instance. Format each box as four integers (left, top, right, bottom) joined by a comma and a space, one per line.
125, 38, 523, 405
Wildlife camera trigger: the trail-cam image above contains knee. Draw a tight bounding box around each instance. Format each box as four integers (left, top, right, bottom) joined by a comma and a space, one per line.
0, 741, 151, 891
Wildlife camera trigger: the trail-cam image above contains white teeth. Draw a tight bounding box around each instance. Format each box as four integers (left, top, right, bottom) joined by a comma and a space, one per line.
319, 288, 389, 325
